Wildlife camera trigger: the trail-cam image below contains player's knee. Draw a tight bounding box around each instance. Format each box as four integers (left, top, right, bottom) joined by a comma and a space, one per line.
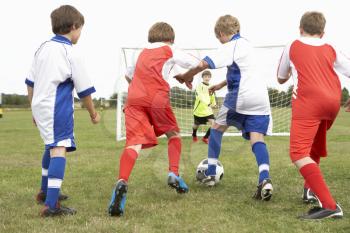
165, 131, 180, 139
126, 144, 142, 153
293, 156, 315, 169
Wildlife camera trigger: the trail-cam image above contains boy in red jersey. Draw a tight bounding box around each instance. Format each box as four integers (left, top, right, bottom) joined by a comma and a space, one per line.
277, 11, 350, 219
108, 22, 200, 217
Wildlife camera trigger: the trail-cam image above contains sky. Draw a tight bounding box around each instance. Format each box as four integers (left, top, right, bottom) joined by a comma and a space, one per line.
1, 0, 350, 98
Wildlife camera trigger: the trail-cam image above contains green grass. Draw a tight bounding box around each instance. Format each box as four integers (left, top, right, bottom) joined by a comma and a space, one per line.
0, 109, 350, 233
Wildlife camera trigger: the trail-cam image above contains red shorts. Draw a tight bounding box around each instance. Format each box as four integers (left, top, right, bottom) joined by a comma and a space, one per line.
290, 119, 334, 162
124, 105, 179, 149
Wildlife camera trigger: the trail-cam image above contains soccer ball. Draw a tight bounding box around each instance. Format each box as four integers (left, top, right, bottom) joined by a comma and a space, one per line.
196, 158, 224, 185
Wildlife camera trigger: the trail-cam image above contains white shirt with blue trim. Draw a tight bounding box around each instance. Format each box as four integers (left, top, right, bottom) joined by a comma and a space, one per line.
203, 34, 271, 115
25, 35, 95, 146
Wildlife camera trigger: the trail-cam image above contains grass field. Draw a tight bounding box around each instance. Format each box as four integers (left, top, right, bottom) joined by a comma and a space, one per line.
1, 109, 350, 233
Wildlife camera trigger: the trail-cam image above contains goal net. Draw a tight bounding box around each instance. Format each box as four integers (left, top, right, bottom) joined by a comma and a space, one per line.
115, 46, 292, 141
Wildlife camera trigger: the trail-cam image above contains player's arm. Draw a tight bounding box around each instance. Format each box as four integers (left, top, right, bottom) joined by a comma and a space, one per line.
81, 95, 100, 124
277, 43, 292, 84
27, 86, 33, 105
334, 49, 350, 78
210, 92, 217, 107
125, 66, 135, 84
209, 80, 227, 95
69, 51, 100, 124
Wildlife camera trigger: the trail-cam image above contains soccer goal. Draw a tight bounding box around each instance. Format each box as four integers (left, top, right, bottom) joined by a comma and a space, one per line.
115, 46, 292, 141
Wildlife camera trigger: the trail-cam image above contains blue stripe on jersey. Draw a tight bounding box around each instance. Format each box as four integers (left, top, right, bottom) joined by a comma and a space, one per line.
203, 56, 216, 69
224, 62, 241, 110
77, 86, 96, 99
230, 33, 241, 41
25, 78, 34, 87
51, 35, 72, 46
53, 79, 74, 143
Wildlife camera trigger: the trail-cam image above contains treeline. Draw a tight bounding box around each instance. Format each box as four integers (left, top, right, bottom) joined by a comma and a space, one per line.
2, 86, 349, 108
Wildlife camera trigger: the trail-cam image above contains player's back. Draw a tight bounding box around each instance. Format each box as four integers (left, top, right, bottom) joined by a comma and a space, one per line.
127, 44, 173, 108
289, 38, 341, 119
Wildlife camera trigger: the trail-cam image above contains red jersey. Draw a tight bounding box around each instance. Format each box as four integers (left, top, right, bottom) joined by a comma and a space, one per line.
277, 37, 350, 120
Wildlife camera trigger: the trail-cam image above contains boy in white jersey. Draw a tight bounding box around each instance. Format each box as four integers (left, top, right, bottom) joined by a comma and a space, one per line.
25, 5, 100, 217
176, 15, 273, 200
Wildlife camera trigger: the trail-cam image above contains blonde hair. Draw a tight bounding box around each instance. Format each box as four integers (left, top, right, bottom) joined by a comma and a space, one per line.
148, 22, 175, 43
214, 15, 240, 37
300, 11, 326, 35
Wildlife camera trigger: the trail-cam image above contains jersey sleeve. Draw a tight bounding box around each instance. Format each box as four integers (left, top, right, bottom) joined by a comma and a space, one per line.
25, 59, 35, 87
69, 51, 96, 99
203, 42, 234, 69
334, 49, 350, 78
277, 42, 292, 80
171, 47, 200, 69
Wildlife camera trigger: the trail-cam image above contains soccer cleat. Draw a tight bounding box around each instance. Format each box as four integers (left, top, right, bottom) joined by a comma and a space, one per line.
196, 170, 216, 187
192, 136, 198, 142
40, 204, 76, 217
36, 190, 68, 204
108, 179, 128, 217
201, 137, 209, 144
253, 178, 273, 201
299, 204, 343, 220
302, 188, 318, 204
167, 172, 189, 194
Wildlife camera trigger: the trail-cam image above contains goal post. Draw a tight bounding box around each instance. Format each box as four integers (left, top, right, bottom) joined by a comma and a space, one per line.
116, 46, 292, 141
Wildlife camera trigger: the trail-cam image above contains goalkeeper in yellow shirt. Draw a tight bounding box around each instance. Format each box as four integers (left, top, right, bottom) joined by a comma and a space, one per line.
192, 70, 217, 144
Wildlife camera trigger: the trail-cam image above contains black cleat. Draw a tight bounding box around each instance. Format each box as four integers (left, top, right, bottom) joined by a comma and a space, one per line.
253, 179, 273, 201
108, 179, 128, 217
302, 188, 318, 204
299, 204, 343, 220
40, 205, 76, 217
196, 171, 216, 187
36, 190, 68, 204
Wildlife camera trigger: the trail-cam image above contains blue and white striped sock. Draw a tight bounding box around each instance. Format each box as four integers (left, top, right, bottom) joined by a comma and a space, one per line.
45, 157, 66, 209
206, 128, 223, 176
252, 142, 270, 184
41, 148, 50, 194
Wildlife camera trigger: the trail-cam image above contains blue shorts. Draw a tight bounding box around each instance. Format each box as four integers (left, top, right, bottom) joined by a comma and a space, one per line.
215, 105, 271, 140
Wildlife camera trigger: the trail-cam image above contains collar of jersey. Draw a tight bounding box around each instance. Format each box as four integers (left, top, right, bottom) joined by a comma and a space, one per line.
51, 35, 72, 45
230, 33, 241, 41
146, 42, 170, 49
298, 36, 325, 46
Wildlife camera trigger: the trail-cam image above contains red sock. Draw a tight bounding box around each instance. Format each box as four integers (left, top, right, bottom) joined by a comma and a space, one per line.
118, 148, 139, 182
304, 154, 320, 189
300, 163, 336, 210
168, 137, 181, 176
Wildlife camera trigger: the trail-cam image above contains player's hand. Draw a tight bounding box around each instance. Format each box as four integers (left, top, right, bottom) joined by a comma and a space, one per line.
344, 98, 350, 112
90, 112, 100, 124
209, 84, 220, 95
174, 74, 185, 84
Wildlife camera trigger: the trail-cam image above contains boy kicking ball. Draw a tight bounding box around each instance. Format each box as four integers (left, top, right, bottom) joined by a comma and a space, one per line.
176, 15, 273, 201
108, 22, 200, 217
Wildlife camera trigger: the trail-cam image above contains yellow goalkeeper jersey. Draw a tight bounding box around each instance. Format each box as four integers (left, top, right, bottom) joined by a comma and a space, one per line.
193, 82, 216, 117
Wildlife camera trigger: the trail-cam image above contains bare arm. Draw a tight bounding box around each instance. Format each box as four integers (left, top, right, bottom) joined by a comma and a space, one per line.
27, 86, 33, 105
209, 80, 227, 95
81, 95, 100, 124
174, 60, 209, 89
125, 75, 132, 84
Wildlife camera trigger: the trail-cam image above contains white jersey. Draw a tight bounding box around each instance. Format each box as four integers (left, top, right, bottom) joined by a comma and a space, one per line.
25, 35, 95, 149
203, 34, 271, 115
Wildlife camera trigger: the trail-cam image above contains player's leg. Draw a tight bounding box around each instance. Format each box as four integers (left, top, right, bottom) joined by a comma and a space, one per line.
41, 146, 76, 217
291, 120, 342, 219
202, 117, 215, 144
192, 119, 199, 142
302, 151, 321, 204
244, 115, 272, 201
201, 107, 230, 186
36, 147, 68, 204
109, 144, 141, 217
109, 106, 156, 216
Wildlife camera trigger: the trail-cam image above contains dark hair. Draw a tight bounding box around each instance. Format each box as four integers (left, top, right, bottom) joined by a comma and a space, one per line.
51, 5, 84, 35
300, 11, 326, 35
202, 70, 212, 77
148, 22, 175, 43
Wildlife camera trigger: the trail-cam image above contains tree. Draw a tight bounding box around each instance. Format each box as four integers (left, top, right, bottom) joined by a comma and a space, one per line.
341, 87, 349, 105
